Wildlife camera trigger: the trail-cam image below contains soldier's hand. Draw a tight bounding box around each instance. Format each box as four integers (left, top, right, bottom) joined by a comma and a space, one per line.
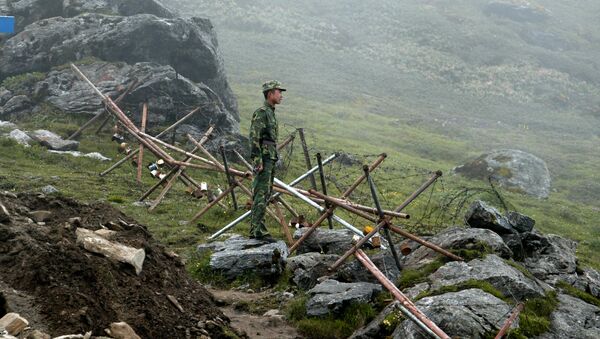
253, 163, 263, 174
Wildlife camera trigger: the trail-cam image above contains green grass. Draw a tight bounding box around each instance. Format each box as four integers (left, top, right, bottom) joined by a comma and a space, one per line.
397, 258, 447, 289
415, 279, 506, 302
556, 281, 600, 308
508, 291, 559, 338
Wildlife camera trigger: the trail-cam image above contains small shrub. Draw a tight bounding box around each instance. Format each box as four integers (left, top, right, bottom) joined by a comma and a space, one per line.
107, 195, 125, 203
511, 290, 558, 337
285, 295, 308, 322
1, 72, 46, 92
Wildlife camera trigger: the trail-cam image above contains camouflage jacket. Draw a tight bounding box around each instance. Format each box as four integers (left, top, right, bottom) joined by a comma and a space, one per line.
249, 101, 279, 167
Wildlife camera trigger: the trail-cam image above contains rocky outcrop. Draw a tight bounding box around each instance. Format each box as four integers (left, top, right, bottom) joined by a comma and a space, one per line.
542, 294, 600, 339
0, 13, 238, 116
196, 235, 288, 281
454, 149, 551, 198
465, 200, 513, 234
30, 130, 79, 151
522, 232, 578, 284
32, 61, 238, 134
392, 289, 513, 339
336, 250, 401, 284
6, 0, 174, 33
292, 228, 354, 255
429, 254, 545, 299
305, 279, 381, 317
403, 227, 512, 269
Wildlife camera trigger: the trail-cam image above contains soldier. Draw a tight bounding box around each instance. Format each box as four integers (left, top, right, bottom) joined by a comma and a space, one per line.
249, 80, 286, 241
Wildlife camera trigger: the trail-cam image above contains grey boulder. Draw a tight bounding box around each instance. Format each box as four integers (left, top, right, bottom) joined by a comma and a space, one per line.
0, 13, 237, 115
196, 235, 288, 281
454, 149, 551, 198
335, 250, 401, 284
0, 95, 31, 119
306, 279, 381, 317
292, 228, 354, 255
403, 227, 512, 270
465, 200, 513, 234
429, 254, 544, 299
540, 294, 600, 339
287, 252, 340, 290
7, 129, 32, 146
522, 232, 578, 283
392, 289, 513, 339
29, 130, 79, 151
506, 211, 535, 233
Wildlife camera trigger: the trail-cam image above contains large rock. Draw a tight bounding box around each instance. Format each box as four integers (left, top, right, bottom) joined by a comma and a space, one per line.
197, 235, 288, 281
0, 95, 31, 119
29, 129, 79, 151
35, 61, 239, 135
403, 227, 512, 270
306, 279, 381, 317
0, 13, 238, 116
454, 149, 551, 198
292, 228, 354, 255
392, 289, 513, 339
522, 232, 578, 283
506, 211, 535, 233
465, 200, 513, 234
335, 250, 401, 284
6, 0, 174, 33
575, 268, 600, 298
429, 254, 545, 299
541, 294, 600, 339
287, 252, 340, 290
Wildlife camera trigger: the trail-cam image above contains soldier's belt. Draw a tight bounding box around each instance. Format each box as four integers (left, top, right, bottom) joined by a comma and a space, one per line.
261, 140, 276, 146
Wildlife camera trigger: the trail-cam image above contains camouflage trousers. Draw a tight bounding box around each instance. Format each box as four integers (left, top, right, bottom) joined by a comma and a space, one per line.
250, 158, 276, 238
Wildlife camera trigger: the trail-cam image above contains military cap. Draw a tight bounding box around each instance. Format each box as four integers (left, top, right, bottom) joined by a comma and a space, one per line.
262, 80, 286, 93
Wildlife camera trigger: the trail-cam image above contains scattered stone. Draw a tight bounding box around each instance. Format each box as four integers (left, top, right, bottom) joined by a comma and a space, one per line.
454, 149, 551, 198
544, 294, 600, 338
105, 322, 141, 339
28, 210, 52, 223
287, 252, 340, 290
0, 313, 29, 336
8, 129, 32, 147
25, 330, 51, 339
293, 228, 355, 255
76, 228, 146, 275
392, 289, 513, 338
196, 235, 288, 281
465, 200, 513, 234
0, 121, 16, 129
350, 301, 401, 339
306, 279, 382, 317
131, 201, 152, 207
429, 254, 544, 299
29, 130, 79, 151
41, 185, 59, 195
522, 232, 578, 283
403, 227, 512, 269
48, 150, 112, 161
507, 211, 535, 233
262, 309, 285, 326
167, 295, 184, 313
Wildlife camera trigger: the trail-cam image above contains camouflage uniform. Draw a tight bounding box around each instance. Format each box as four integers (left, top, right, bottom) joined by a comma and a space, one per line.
249, 80, 286, 238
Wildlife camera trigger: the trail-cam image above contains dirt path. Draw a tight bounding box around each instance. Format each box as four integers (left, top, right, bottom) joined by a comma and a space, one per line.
209, 289, 302, 339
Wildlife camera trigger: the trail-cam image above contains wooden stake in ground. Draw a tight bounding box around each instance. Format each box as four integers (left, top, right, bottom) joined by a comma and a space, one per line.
137, 103, 148, 183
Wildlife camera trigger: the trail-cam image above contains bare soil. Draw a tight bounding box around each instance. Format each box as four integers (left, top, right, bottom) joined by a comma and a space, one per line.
0, 192, 242, 338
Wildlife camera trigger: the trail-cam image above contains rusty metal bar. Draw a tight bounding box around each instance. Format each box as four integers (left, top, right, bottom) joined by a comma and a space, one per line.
355, 249, 449, 339
99, 106, 201, 176
316, 153, 333, 229
386, 224, 464, 262
207, 154, 338, 240
288, 154, 387, 253
220, 145, 238, 210
298, 128, 317, 190
364, 165, 402, 271
330, 171, 443, 271
494, 303, 524, 339
140, 126, 214, 202
136, 103, 148, 183
309, 189, 378, 222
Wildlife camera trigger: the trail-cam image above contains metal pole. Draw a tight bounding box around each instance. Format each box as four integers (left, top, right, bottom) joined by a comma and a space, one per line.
494, 303, 524, 339
364, 165, 402, 271
298, 128, 317, 190
330, 171, 442, 271
316, 153, 333, 229
208, 154, 338, 240
220, 145, 238, 210
355, 249, 449, 339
